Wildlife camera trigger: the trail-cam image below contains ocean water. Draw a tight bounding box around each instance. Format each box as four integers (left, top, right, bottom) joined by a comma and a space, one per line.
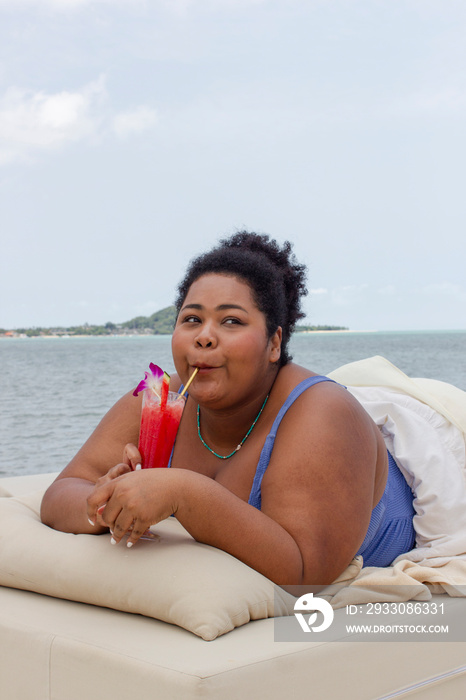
1, 330, 465, 479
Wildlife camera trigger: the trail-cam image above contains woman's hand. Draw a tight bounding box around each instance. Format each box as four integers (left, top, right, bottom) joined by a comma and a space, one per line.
87, 468, 182, 547
90, 443, 142, 527
91, 463, 131, 527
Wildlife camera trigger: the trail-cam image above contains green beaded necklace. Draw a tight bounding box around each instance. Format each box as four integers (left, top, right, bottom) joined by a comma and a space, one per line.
197, 394, 269, 459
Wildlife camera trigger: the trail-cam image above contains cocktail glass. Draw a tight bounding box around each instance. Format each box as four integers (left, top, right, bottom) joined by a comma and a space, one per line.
138, 390, 186, 469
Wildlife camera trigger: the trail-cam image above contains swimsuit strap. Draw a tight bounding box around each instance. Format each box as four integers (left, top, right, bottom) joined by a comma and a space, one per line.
248, 375, 337, 509
170, 376, 336, 479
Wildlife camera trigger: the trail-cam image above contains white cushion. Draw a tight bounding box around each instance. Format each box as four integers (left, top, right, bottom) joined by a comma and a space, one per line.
0, 488, 295, 641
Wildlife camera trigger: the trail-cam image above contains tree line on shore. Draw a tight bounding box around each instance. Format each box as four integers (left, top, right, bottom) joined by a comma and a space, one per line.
2, 306, 348, 337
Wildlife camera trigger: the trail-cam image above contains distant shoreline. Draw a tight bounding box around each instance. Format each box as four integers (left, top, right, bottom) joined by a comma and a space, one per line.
2, 329, 360, 339
2, 331, 358, 339
2, 328, 464, 340
297, 329, 377, 334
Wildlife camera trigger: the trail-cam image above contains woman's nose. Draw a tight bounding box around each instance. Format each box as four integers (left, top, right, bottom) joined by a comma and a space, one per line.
195, 323, 217, 348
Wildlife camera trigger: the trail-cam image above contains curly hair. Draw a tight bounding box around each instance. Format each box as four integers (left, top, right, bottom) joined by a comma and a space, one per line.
174, 231, 308, 366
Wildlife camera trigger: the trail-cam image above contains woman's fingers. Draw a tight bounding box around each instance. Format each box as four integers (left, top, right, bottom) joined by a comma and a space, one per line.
90, 465, 132, 526
123, 443, 142, 471
96, 463, 131, 487
87, 480, 114, 526
101, 503, 150, 548
125, 520, 150, 548
88, 469, 177, 547
109, 510, 134, 545
88, 473, 149, 545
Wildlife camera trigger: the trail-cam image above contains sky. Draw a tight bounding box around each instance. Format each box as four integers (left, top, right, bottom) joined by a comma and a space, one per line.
1, 0, 465, 332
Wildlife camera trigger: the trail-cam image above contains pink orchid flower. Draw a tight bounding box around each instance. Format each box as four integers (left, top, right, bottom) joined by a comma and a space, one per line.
133, 362, 164, 397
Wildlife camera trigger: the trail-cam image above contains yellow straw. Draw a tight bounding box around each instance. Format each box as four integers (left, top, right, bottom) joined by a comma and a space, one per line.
179, 366, 199, 397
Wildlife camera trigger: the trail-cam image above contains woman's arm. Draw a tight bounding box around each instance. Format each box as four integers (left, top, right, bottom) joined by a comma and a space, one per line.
40, 389, 143, 533
86, 382, 381, 586
87, 466, 304, 581
259, 382, 381, 584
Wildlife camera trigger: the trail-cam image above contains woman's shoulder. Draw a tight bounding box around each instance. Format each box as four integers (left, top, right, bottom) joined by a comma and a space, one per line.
268, 363, 382, 481
275, 362, 314, 384
273, 362, 334, 397
272, 362, 366, 423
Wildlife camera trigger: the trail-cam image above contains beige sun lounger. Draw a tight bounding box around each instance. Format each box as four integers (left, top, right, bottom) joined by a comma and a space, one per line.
1, 471, 466, 700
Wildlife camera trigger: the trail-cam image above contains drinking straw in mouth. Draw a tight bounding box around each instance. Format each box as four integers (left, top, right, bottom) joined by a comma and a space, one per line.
179, 367, 199, 397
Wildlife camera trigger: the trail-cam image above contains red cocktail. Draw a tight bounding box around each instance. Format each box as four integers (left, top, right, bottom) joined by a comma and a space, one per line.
138, 390, 186, 469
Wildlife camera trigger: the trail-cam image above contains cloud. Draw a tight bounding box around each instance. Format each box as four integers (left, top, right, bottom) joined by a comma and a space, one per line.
113, 106, 158, 139
310, 287, 328, 295
0, 77, 159, 165
0, 77, 106, 165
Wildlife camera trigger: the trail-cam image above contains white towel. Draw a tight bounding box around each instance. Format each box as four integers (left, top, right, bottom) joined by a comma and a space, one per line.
329, 356, 466, 566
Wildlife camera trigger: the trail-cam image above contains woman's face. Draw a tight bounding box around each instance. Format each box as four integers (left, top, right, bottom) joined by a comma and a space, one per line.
172, 273, 281, 409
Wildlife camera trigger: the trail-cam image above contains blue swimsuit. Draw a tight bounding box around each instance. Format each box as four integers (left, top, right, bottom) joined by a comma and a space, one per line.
173, 375, 416, 567
247, 375, 416, 567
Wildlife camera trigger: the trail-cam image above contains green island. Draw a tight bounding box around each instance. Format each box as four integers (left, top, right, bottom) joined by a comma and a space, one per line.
1, 307, 348, 337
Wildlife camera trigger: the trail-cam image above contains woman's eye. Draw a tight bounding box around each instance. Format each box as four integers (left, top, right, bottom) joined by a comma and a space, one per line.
183, 315, 201, 324
223, 317, 242, 325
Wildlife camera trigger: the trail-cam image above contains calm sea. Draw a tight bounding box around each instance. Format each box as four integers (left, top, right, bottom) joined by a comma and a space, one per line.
1, 331, 465, 479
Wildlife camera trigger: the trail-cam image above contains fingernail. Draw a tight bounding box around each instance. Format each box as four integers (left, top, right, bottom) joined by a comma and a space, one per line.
88, 518, 95, 526
135, 463, 142, 471
111, 537, 117, 545
127, 541, 134, 548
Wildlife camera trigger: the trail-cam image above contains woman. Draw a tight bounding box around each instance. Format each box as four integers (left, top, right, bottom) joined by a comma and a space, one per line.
41, 232, 416, 586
